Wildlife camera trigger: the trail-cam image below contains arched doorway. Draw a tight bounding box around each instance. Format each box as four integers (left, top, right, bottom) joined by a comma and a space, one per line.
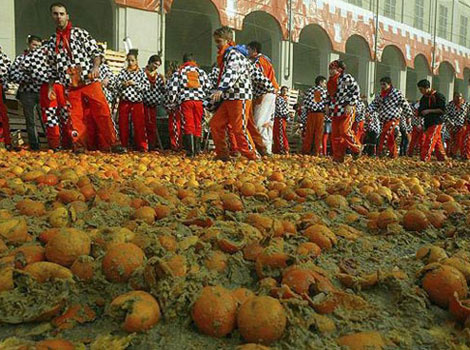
236, 11, 282, 82
376, 45, 406, 93
434, 62, 455, 101
165, 0, 220, 71
340, 35, 373, 98
406, 54, 431, 102
14, 0, 116, 54
293, 24, 333, 91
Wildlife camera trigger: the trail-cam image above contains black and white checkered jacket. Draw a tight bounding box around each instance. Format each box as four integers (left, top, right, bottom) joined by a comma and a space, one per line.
8, 52, 41, 93
166, 64, 211, 106
21, 45, 52, 85
275, 96, 289, 119
116, 68, 149, 103
410, 102, 424, 128
218, 48, 273, 101
355, 100, 366, 122
400, 114, 412, 133
365, 111, 382, 134
98, 63, 116, 104
326, 73, 360, 118
143, 71, 165, 107
0, 50, 11, 85
304, 86, 327, 113
368, 88, 413, 123
46, 27, 102, 88
208, 66, 219, 90
445, 101, 469, 130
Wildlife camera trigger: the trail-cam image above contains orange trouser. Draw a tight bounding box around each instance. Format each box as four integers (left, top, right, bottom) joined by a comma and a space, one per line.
378, 119, 400, 158
421, 124, 446, 162
118, 100, 148, 151
322, 133, 330, 156
168, 111, 182, 151
0, 85, 11, 146
67, 81, 117, 151
210, 100, 257, 160
408, 126, 425, 156
461, 125, 470, 160
302, 112, 324, 155
144, 105, 158, 149
331, 112, 361, 162
180, 100, 203, 137
273, 117, 289, 154
353, 120, 365, 144
448, 127, 465, 158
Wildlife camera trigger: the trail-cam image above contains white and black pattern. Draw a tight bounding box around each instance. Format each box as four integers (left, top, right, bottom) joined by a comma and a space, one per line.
166, 64, 211, 106
299, 106, 308, 125
8, 52, 41, 93
368, 88, 413, 123
208, 66, 219, 90
115, 68, 149, 103
410, 102, 424, 128
99, 63, 116, 104
44, 107, 60, 128
365, 111, 382, 134
304, 86, 327, 113
0, 50, 11, 85
21, 45, 52, 85
252, 63, 275, 99
445, 101, 469, 130
143, 72, 165, 107
355, 100, 366, 122
275, 96, 289, 119
326, 73, 360, 118
399, 115, 412, 134
47, 27, 101, 88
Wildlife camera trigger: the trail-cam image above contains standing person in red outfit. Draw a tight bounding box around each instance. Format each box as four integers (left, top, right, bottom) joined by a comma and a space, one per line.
273, 86, 291, 154
444, 92, 469, 158
167, 53, 210, 156
116, 49, 149, 152
326, 60, 361, 162
46, 2, 121, 152
417, 79, 447, 162
0, 46, 11, 149
302, 75, 327, 155
143, 55, 165, 151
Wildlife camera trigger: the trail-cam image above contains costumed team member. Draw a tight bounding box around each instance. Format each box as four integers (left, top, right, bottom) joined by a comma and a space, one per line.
0, 45, 11, 148
273, 86, 291, 154
209, 26, 273, 161
302, 75, 327, 155
116, 49, 149, 152
407, 101, 424, 156
363, 110, 382, 157
417, 79, 446, 162
167, 53, 210, 156
445, 92, 469, 158
368, 77, 413, 159
326, 59, 361, 162
8, 35, 42, 150
47, 2, 120, 152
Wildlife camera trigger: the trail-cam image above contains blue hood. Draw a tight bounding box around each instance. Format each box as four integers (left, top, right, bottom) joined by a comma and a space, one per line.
226, 44, 249, 57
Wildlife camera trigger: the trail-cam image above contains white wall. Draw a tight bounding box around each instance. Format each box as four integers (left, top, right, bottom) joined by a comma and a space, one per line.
0, 0, 15, 58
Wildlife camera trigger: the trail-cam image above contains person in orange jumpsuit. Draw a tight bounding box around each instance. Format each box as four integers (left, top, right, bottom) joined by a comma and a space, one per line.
326, 60, 361, 162
209, 26, 274, 161
302, 75, 327, 155
417, 79, 446, 162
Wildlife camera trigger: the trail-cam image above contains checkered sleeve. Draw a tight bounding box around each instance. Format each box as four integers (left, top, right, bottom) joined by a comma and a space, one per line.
0, 52, 11, 84
201, 70, 212, 95
166, 71, 180, 107
299, 106, 308, 125
399, 91, 413, 120
8, 55, 26, 85
250, 63, 274, 95
78, 28, 100, 60
218, 50, 241, 92
368, 94, 380, 114
338, 74, 360, 106
157, 75, 166, 99
136, 69, 150, 92
208, 66, 219, 90
275, 96, 289, 119
45, 39, 59, 82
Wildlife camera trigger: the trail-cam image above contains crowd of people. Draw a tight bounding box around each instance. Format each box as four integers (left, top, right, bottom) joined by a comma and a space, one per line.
0, 2, 468, 163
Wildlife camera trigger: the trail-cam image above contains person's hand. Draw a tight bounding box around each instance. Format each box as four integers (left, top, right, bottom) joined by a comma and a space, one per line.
127, 80, 135, 86
345, 105, 353, 115
211, 90, 223, 103
48, 86, 56, 100
90, 66, 100, 80
262, 122, 272, 129
102, 77, 110, 87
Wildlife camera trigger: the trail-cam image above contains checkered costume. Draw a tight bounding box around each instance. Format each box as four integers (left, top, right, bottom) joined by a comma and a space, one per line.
304, 86, 327, 113
0, 51, 11, 85
326, 73, 360, 118
99, 63, 116, 104
411, 102, 424, 128
21, 45, 52, 85
368, 88, 413, 123
8, 52, 41, 93
445, 101, 469, 131
116, 68, 149, 103
355, 100, 366, 122
365, 111, 382, 134
400, 113, 412, 133
143, 72, 165, 107
46, 27, 101, 88
299, 105, 308, 125
218, 49, 274, 101
208, 66, 220, 90
275, 95, 290, 119
166, 64, 211, 106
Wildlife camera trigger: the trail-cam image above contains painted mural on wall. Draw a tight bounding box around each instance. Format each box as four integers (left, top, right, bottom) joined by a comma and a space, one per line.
115, 0, 470, 78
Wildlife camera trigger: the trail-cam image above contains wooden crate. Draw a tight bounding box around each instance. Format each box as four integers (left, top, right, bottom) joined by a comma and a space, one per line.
104, 49, 126, 75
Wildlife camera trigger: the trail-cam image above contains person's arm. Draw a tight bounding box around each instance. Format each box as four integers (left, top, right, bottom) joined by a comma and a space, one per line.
166, 71, 180, 106
80, 28, 101, 79
400, 92, 414, 120
250, 64, 274, 96
338, 75, 360, 107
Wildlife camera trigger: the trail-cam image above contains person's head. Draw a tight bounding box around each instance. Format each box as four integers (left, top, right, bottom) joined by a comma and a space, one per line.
147, 55, 162, 71
213, 26, 233, 50
380, 77, 392, 91
315, 75, 327, 88
328, 60, 346, 77
127, 49, 139, 68
454, 91, 463, 104
280, 86, 288, 97
27, 35, 42, 51
183, 53, 195, 63
247, 41, 262, 59
50, 2, 69, 29
417, 79, 431, 95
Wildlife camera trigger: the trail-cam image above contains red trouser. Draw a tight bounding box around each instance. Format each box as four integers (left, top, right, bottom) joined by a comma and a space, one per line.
210, 100, 257, 160
378, 119, 400, 158
83, 100, 98, 151
0, 85, 11, 146
421, 124, 446, 162
322, 133, 330, 156
118, 100, 148, 151
180, 100, 203, 137
67, 81, 117, 151
168, 111, 182, 151
331, 112, 361, 162
353, 120, 365, 144
462, 126, 470, 160
144, 105, 158, 149
273, 117, 289, 154
448, 127, 465, 158
302, 112, 324, 155
407, 126, 425, 156
227, 125, 238, 154
39, 83, 71, 149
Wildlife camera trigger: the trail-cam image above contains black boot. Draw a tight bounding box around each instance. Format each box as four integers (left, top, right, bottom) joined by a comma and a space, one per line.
195, 136, 202, 155
183, 135, 195, 157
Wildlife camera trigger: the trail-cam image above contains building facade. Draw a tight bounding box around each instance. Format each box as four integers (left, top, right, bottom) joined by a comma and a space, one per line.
1, 0, 470, 102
